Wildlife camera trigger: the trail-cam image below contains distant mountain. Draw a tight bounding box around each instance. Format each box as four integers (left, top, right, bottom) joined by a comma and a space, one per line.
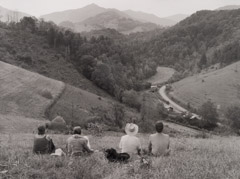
124, 10, 176, 26
216, 5, 240, 10
41, 3, 183, 28
40, 3, 106, 24
0, 5, 30, 22
164, 14, 189, 22
60, 11, 159, 34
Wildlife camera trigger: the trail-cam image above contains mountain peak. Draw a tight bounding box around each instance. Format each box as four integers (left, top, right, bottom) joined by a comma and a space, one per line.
84, 3, 101, 9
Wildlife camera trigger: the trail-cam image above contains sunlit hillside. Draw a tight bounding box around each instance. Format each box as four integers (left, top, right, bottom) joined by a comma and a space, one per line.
170, 61, 240, 114
0, 61, 64, 118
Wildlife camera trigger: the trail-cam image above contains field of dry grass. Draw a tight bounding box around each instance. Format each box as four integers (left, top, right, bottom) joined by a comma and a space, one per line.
170, 61, 240, 115
49, 84, 138, 127
0, 61, 138, 132
0, 61, 64, 119
147, 67, 175, 85
0, 131, 239, 179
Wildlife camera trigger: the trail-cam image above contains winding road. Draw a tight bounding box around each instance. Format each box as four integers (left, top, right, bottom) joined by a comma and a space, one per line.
159, 85, 188, 113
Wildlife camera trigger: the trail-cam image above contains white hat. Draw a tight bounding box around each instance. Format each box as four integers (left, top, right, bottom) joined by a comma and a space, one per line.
125, 123, 139, 136
51, 148, 66, 156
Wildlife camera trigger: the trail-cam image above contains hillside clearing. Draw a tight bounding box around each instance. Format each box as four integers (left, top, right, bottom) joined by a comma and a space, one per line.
0, 114, 45, 133
170, 61, 240, 115
0, 132, 239, 179
147, 67, 175, 85
48, 84, 138, 127
0, 61, 64, 118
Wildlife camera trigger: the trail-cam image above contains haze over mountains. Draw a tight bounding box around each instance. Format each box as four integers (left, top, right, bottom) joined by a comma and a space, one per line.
216, 5, 240, 10
40, 3, 188, 33
0, 5, 30, 22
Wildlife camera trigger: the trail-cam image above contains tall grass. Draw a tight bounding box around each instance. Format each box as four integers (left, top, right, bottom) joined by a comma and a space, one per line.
0, 133, 240, 179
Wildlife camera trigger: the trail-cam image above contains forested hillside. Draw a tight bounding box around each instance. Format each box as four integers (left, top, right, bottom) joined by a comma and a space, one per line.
142, 9, 240, 74
0, 17, 157, 101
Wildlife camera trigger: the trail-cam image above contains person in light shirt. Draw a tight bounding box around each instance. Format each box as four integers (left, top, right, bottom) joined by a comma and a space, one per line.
119, 123, 141, 157
148, 121, 170, 156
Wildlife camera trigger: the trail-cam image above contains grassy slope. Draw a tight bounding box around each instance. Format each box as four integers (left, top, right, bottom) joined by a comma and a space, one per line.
0, 61, 64, 133
170, 61, 240, 114
0, 61, 138, 132
147, 67, 175, 85
48, 84, 138, 126
0, 27, 110, 98
0, 132, 239, 179
0, 61, 64, 118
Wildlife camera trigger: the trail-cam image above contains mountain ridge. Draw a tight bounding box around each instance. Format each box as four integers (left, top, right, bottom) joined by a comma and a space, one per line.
40, 3, 182, 27
61, 10, 159, 34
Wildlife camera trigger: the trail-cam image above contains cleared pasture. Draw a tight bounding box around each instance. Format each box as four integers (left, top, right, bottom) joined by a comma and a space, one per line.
171, 61, 240, 114
147, 67, 175, 85
0, 61, 65, 118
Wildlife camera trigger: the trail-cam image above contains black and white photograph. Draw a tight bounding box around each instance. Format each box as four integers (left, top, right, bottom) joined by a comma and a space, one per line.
0, 0, 240, 178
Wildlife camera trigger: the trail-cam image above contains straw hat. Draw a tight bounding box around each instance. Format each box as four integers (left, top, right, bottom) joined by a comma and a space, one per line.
125, 123, 138, 136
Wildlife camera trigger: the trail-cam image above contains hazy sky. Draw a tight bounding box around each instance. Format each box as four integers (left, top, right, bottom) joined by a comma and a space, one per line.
1, 0, 240, 17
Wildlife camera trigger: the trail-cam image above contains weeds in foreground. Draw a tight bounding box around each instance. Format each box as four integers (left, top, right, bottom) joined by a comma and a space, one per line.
0, 133, 240, 179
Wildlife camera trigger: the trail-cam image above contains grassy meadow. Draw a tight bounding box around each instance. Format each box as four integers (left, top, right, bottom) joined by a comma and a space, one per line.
0, 131, 240, 179
171, 61, 240, 115
147, 67, 175, 85
0, 61, 64, 119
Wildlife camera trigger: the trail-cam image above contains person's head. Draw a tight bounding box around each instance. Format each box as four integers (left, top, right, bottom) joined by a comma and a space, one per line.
38, 125, 46, 135
155, 121, 164, 133
73, 126, 82, 135
125, 123, 138, 136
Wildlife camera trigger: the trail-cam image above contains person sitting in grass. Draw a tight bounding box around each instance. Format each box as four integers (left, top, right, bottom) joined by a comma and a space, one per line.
148, 121, 170, 156
66, 126, 94, 157
119, 123, 141, 158
33, 125, 55, 154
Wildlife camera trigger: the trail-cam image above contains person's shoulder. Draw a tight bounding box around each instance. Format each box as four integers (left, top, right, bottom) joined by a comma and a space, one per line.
46, 135, 52, 141
163, 133, 170, 138
121, 135, 128, 139
149, 133, 156, 137
67, 135, 74, 142
83, 136, 89, 141
133, 135, 140, 141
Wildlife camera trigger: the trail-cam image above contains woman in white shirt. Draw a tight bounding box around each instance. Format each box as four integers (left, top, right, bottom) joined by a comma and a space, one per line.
119, 123, 141, 157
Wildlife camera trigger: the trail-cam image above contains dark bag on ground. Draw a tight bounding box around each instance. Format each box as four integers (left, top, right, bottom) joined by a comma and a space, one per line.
105, 148, 130, 162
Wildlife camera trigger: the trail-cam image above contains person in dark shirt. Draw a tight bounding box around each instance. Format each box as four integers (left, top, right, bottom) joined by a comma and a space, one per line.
33, 125, 55, 154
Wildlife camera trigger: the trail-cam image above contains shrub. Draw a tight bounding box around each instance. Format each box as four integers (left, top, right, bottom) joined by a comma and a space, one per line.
49, 116, 67, 132
198, 100, 218, 130
225, 105, 240, 130
39, 89, 53, 99
122, 90, 141, 111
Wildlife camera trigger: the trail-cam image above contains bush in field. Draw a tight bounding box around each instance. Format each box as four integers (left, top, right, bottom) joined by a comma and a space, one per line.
49, 116, 67, 131
39, 89, 53, 99
225, 105, 240, 130
198, 100, 218, 129
122, 90, 141, 111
